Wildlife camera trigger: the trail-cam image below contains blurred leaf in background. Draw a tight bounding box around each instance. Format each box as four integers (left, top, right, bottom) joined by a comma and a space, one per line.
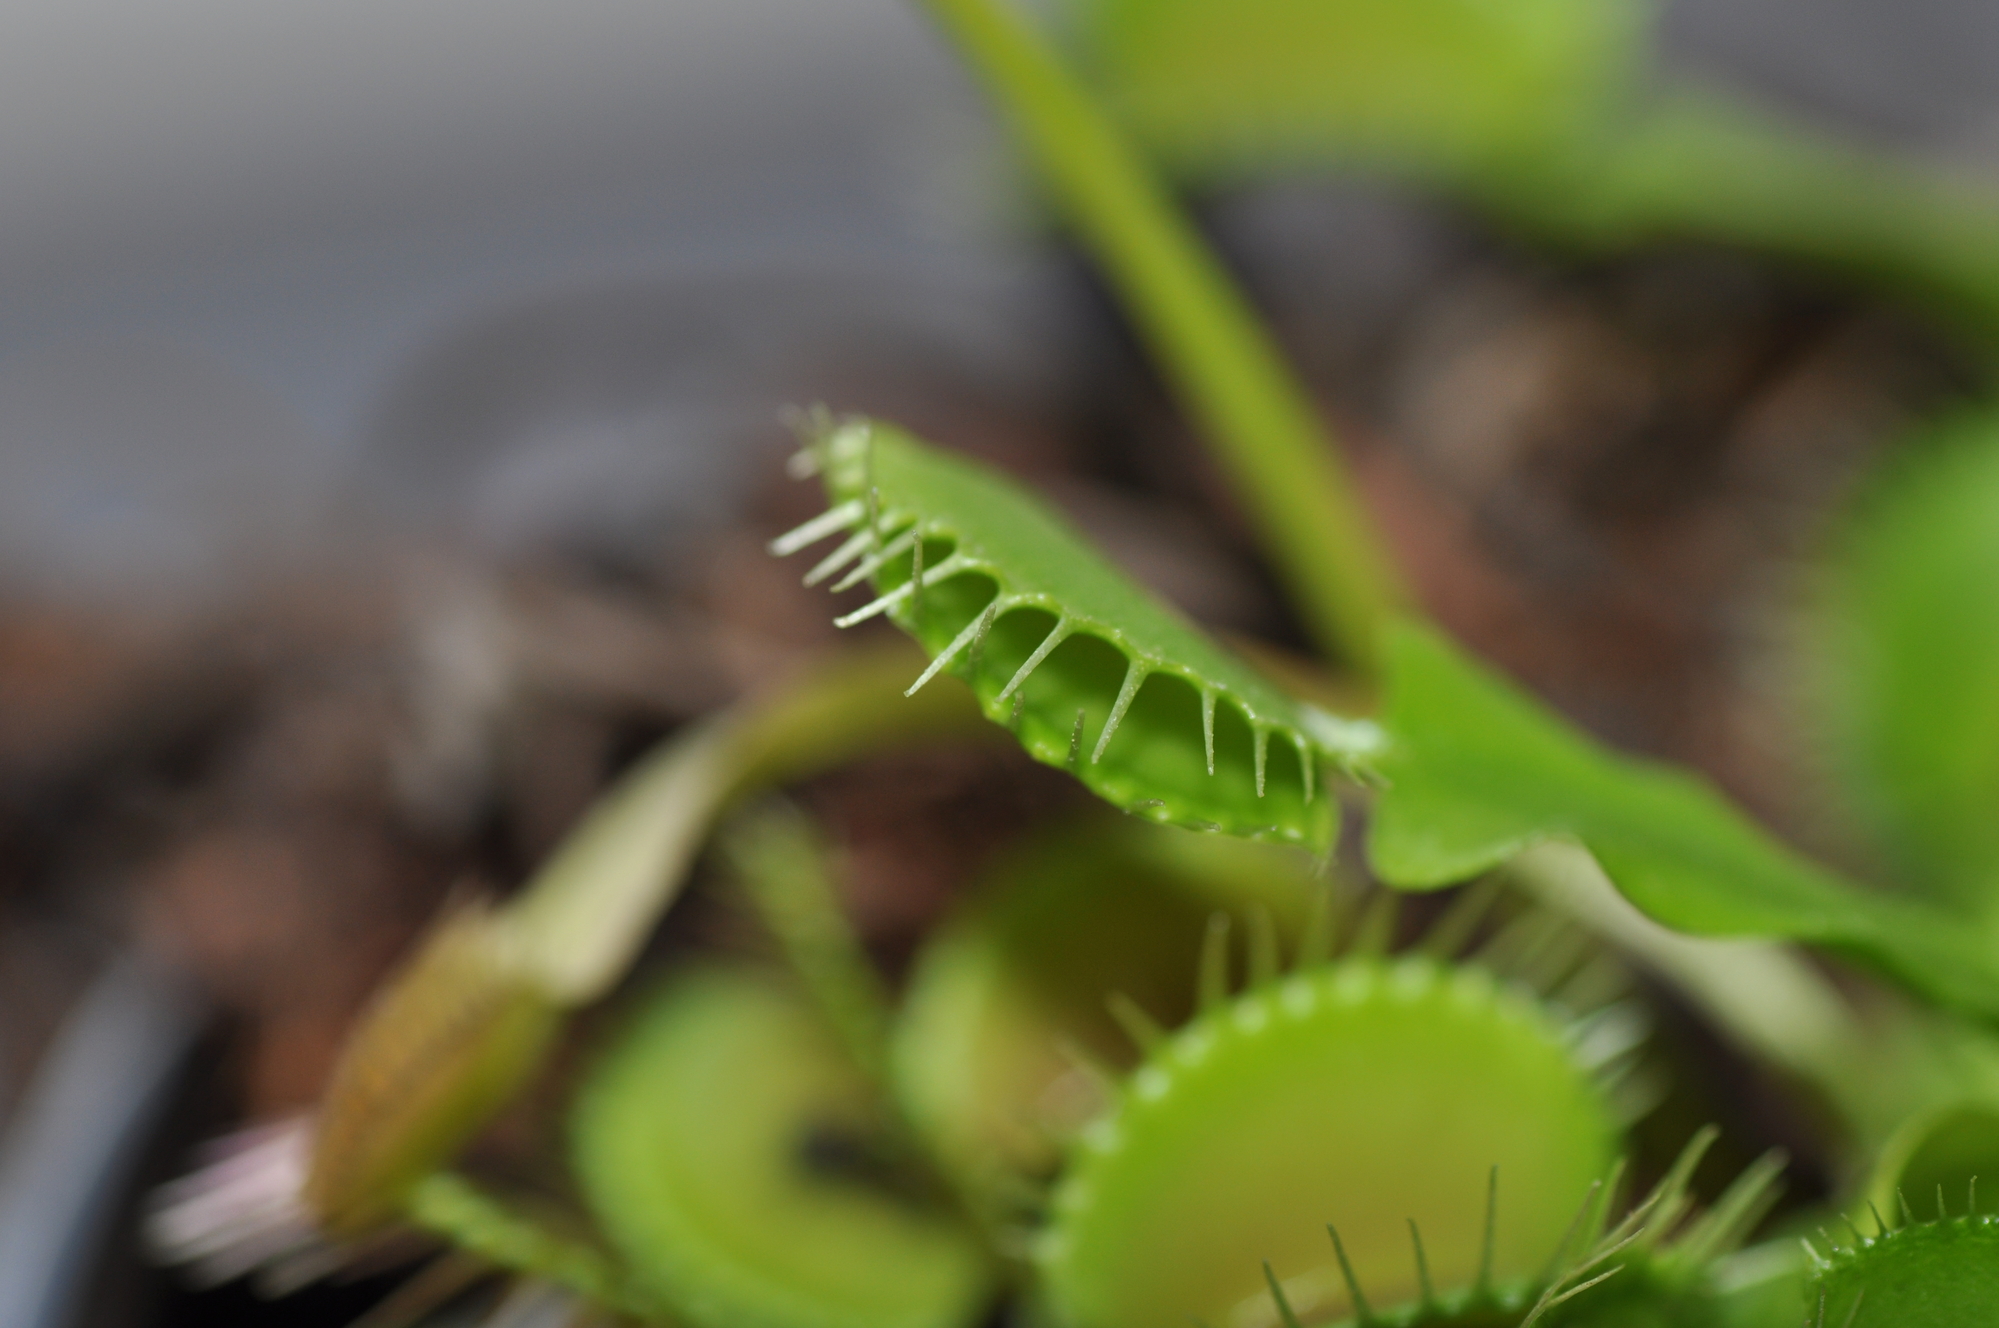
1807, 411, 1999, 921
1059, 0, 1999, 344
1062, 0, 1647, 196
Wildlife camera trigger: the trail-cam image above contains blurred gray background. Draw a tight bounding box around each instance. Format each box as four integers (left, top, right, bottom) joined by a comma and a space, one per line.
0, 0, 1990, 604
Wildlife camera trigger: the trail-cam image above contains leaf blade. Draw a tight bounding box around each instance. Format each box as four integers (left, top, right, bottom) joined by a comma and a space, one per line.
1368, 623, 1999, 1017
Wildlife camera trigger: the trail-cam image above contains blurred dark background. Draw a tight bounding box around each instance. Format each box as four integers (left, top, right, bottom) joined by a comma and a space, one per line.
6, 0, 1999, 610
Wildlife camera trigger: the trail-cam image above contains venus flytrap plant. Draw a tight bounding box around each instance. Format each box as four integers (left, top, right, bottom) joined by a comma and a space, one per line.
156, 3, 1999, 1325
317, 795, 999, 1328
1804, 1190, 1999, 1327
775, 420, 1380, 849
1860, 1099, 1999, 1225
286, 0, 1987, 1262
559, 806, 1019, 1328
911, 0, 1409, 674
889, 815, 1329, 1200
1366, 622, 1999, 1019
1806, 411, 1999, 926
303, 899, 563, 1239
1063, 0, 1999, 348
780, 412, 1999, 1029
1795, 407, 1999, 1238
1371, 408, 1999, 1290
1034, 934, 1639, 1328
899, 0, 1999, 1027
298, 643, 988, 1242
1249, 1129, 1790, 1328
791, 7, 1999, 1317
867, 829, 1675, 1328
571, 966, 994, 1328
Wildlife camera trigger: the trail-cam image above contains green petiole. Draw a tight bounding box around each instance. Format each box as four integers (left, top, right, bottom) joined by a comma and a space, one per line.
911, 0, 1407, 675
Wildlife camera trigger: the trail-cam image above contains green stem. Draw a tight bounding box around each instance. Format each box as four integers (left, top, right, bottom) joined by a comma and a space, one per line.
724, 800, 896, 1090
912, 0, 1407, 674
722, 799, 1023, 1265
504, 642, 991, 1002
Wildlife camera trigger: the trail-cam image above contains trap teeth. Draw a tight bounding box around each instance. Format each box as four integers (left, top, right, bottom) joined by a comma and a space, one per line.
1038, 957, 1621, 1328
769, 499, 865, 557
773, 420, 1353, 849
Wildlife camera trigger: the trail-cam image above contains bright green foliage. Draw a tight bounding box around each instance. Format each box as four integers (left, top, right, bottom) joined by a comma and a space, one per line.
1367, 622, 1999, 1019
1067, 0, 1644, 191
290, 4, 1999, 1321
1061, 0, 1999, 346
1252, 1130, 1784, 1328
1866, 1102, 1999, 1224
1809, 414, 1999, 918
1037, 955, 1621, 1328
1705, 1246, 1812, 1328
1809, 1210, 1999, 1326
778, 420, 1380, 849
912, 0, 1409, 669
891, 816, 1322, 1189
571, 967, 992, 1328
1528, 1148, 1788, 1328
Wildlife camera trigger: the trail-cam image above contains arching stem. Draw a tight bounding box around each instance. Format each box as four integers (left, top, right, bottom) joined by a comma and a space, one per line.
910, 0, 1408, 676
